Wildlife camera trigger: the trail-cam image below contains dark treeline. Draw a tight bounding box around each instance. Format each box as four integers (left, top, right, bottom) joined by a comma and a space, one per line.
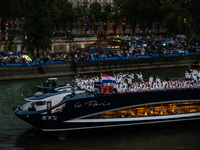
0, 0, 200, 55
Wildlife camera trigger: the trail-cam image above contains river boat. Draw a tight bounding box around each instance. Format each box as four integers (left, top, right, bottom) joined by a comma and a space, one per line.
36, 78, 74, 92
36, 78, 58, 91
15, 87, 200, 132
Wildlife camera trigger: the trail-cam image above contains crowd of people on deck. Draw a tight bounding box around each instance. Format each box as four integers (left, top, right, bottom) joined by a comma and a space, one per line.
72, 35, 200, 62
75, 69, 200, 94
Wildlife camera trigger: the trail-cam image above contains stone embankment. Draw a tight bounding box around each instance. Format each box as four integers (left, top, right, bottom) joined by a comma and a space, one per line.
73, 55, 199, 74
0, 63, 74, 80
0, 55, 199, 80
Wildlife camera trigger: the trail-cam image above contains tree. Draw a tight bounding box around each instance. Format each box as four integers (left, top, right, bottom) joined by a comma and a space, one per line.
48, 0, 60, 24
184, 0, 200, 44
110, 6, 122, 25
161, 0, 185, 34
137, 0, 162, 33
115, 0, 140, 33
102, 4, 112, 23
21, 0, 53, 56
74, 6, 87, 24
7, 29, 15, 51
56, 0, 73, 22
89, 2, 102, 24
52, 0, 74, 32
0, 0, 23, 40
161, 0, 200, 45
74, 6, 87, 34
89, 2, 103, 34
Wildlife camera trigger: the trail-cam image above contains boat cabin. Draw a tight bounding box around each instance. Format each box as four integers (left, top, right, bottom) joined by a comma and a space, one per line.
19, 90, 86, 113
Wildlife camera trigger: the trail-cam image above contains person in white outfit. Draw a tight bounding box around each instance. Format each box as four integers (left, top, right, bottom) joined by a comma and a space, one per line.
136, 72, 143, 82
155, 76, 161, 83
149, 75, 154, 85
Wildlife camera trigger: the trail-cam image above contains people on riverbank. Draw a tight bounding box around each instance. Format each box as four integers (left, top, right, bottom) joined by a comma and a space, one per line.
1, 34, 199, 66
75, 69, 200, 94
1, 34, 200, 65
72, 35, 200, 62
0, 52, 26, 64
0, 51, 70, 66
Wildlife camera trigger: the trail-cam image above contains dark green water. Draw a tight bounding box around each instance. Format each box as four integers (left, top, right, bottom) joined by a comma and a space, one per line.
1, 66, 200, 150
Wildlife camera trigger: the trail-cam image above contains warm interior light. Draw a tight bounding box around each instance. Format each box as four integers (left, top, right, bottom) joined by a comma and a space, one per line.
84, 102, 200, 119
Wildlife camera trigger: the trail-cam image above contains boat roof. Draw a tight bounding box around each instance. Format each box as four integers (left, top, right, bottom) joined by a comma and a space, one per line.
48, 78, 57, 80
24, 89, 86, 102
24, 91, 61, 102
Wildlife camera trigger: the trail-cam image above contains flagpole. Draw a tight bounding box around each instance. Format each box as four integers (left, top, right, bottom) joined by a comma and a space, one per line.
101, 73, 102, 83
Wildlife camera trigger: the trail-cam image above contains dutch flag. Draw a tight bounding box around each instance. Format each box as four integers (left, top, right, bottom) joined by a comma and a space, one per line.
101, 73, 116, 83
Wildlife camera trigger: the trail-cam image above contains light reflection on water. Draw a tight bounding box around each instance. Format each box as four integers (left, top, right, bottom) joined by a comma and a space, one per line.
1, 66, 200, 150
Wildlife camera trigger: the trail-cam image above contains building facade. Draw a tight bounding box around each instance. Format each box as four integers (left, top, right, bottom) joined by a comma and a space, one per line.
68, 0, 114, 8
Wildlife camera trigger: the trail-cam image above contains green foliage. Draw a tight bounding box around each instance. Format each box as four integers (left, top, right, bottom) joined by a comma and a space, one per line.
48, 0, 61, 22
7, 29, 15, 51
0, 0, 23, 37
89, 2, 102, 23
115, 0, 200, 44
161, 0, 184, 34
1, 0, 200, 48
102, 4, 112, 22
115, 0, 140, 32
160, 0, 200, 44
0, 0, 22, 18
49, 0, 74, 32
186, 0, 200, 41
54, 0, 74, 23
110, 7, 122, 26
137, 0, 162, 33
74, 6, 87, 24
21, 0, 53, 55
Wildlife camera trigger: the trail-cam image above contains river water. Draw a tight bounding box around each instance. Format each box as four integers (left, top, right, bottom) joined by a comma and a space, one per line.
1, 66, 200, 150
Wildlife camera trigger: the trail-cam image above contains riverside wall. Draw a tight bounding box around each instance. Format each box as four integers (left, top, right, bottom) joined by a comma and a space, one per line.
0, 63, 75, 80
73, 55, 200, 74
0, 55, 199, 81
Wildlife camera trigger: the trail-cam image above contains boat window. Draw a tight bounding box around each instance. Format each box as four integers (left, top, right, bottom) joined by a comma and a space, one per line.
68, 94, 75, 98
51, 103, 66, 113
35, 101, 46, 106
83, 101, 200, 119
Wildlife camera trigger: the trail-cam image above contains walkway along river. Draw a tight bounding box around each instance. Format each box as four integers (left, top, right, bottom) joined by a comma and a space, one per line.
0, 54, 199, 81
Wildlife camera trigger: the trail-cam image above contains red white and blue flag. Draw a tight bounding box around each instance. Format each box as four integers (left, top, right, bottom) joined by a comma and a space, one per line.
101, 73, 116, 83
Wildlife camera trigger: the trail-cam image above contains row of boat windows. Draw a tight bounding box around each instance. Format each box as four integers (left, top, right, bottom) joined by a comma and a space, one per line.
51, 103, 66, 113
84, 102, 200, 119
28, 101, 66, 113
